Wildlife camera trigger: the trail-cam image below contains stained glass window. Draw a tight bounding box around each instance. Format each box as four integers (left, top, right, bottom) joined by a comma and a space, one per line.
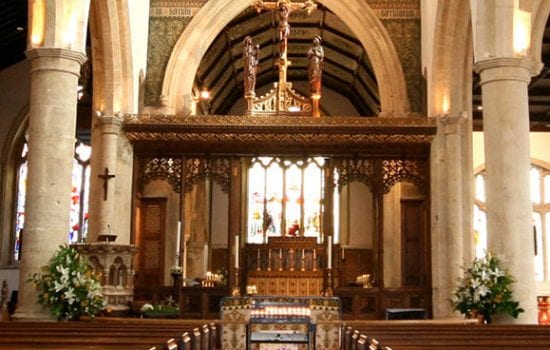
13, 140, 91, 261
247, 157, 325, 243
13, 144, 28, 261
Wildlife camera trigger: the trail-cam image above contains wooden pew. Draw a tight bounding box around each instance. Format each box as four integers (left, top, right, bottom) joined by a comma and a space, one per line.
181, 331, 191, 350
165, 338, 178, 350
209, 323, 218, 349
0, 318, 209, 350
345, 321, 550, 350
201, 324, 210, 350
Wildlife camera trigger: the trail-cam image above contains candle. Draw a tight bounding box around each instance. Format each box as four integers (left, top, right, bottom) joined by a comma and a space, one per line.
327, 235, 332, 269
235, 235, 239, 268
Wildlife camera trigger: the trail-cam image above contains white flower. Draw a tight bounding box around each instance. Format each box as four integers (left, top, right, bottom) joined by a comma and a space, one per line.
140, 303, 154, 312
64, 287, 76, 305
54, 280, 67, 293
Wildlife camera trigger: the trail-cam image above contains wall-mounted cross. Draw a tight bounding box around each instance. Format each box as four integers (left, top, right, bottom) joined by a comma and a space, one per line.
98, 167, 116, 201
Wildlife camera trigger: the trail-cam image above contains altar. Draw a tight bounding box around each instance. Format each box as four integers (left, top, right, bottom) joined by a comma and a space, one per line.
220, 296, 341, 350
244, 237, 325, 296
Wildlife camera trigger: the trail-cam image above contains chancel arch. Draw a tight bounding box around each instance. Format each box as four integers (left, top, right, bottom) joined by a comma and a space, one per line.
159, 0, 410, 116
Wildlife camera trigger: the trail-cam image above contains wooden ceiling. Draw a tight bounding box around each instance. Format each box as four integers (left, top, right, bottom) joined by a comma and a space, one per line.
193, 5, 380, 116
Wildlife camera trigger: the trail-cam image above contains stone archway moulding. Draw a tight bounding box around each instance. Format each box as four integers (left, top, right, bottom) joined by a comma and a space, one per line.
160, 0, 410, 116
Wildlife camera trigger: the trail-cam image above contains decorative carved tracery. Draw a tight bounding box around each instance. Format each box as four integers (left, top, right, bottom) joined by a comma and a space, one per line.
184, 157, 231, 194
140, 157, 183, 193
334, 158, 375, 192
382, 159, 428, 194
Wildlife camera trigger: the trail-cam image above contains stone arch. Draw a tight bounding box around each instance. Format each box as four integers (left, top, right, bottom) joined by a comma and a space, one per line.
527, 1, 550, 62
429, 0, 472, 115
160, 0, 410, 115
89, 0, 134, 114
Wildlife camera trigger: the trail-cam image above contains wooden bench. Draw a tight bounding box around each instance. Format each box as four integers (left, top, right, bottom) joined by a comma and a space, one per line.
0, 317, 213, 349
344, 320, 550, 350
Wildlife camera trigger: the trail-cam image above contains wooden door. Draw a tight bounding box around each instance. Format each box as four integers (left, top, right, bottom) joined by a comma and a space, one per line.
135, 197, 166, 288
401, 199, 428, 286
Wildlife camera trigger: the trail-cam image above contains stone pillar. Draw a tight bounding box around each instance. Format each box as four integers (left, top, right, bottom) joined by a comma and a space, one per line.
88, 114, 122, 242
14, 48, 86, 319
475, 57, 542, 323
441, 113, 467, 317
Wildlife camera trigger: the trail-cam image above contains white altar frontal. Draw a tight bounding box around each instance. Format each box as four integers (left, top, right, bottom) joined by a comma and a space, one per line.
220, 296, 341, 350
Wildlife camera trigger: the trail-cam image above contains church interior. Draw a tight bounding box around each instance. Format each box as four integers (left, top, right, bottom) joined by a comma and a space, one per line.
1, 0, 550, 349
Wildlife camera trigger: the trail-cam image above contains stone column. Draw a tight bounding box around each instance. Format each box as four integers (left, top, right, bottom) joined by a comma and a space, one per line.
88, 114, 122, 242
475, 57, 542, 323
14, 48, 86, 319
441, 113, 467, 317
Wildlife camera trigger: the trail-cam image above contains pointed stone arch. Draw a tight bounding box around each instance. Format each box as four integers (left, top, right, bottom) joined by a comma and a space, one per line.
160, 0, 410, 116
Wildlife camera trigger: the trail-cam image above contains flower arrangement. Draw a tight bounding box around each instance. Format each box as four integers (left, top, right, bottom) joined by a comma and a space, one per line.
139, 300, 179, 318
28, 245, 105, 320
451, 254, 523, 322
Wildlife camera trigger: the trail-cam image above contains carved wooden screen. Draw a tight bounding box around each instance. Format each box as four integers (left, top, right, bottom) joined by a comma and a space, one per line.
135, 197, 166, 288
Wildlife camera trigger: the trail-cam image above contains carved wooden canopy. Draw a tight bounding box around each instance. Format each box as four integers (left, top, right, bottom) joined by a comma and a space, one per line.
123, 114, 436, 156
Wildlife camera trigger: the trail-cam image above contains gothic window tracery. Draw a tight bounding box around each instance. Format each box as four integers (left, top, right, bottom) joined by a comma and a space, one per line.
246, 157, 325, 244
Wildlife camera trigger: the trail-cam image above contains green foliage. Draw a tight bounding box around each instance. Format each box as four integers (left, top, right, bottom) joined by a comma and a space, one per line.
451, 254, 524, 320
28, 245, 105, 320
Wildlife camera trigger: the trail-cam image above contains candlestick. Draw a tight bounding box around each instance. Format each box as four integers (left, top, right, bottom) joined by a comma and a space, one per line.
235, 235, 239, 268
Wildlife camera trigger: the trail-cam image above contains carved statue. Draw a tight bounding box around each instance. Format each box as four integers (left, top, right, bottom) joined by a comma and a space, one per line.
243, 36, 259, 94
255, 0, 316, 59
276, 0, 290, 58
308, 35, 324, 95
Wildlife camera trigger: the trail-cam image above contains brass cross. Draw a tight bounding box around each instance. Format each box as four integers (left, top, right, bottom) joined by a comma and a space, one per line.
98, 167, 116, 201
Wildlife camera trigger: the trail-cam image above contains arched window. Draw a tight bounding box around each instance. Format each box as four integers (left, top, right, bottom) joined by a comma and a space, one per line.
13, 140, 91, 261
246, 157, 325, 244
474, 163, 550, 282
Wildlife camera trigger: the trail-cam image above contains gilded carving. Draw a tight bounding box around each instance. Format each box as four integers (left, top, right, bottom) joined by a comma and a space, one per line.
334, 158, 376, 192
185, 157, 231, 194
124, 113, 436, 155
382, 158, 428, 194
140, 157, 182, 193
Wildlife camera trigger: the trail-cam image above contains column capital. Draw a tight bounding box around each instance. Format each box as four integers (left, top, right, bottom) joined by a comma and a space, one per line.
25, 48, 87, 76
440, 112, 467, 135
474, 57, 543, 85
96, 113, 123, 135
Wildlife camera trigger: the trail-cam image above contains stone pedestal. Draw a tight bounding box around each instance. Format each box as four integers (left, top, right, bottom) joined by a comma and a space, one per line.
72, 243, 138, 312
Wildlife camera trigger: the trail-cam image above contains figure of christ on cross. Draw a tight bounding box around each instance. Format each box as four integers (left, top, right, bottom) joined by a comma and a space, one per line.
255, 0, 317, 60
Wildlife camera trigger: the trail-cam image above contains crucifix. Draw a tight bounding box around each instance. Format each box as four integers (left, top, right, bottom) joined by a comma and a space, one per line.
255, 0, 317, 83
98, 167, 116, 201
